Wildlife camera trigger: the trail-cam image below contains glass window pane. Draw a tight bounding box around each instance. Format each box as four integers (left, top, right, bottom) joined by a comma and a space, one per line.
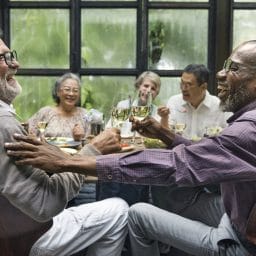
10, 0, 66, 1
10, 9, 69, 68
81, 9, 136, 68
149, 0, 208, 1
13, 76, 57, 121
86, 0, 135, 1
233, 10, 256, 48
148, 9, 208, 70
234, 0, 256, 2
81, 75, 180, 120
156, 77, 181, 105
81, 76, 135, 120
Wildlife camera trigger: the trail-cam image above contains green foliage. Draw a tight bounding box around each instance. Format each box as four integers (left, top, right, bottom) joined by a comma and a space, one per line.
10, 7, 208, 121
148, 9, 207, 69
81, 9, 136, 68
11, 9, 69, 68
149, 21, 165, 64
81, 76, 135, 120
13, 76, 57, 121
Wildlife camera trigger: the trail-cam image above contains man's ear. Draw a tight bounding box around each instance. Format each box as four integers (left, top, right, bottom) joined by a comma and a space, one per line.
201, 82, 207, 90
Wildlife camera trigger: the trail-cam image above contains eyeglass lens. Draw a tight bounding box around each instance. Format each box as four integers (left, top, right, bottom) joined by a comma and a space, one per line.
223, 58, 232, 72
4, 50, 17, 66
62, 87, 80, 94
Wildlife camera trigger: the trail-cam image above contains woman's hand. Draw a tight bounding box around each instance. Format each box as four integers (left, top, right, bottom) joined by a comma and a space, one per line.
72, 124, 85, 141
158, 106, 170, 129
157, 106, 170, 118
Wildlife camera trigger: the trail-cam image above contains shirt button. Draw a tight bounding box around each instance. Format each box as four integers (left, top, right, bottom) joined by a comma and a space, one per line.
107, 174, 112, 180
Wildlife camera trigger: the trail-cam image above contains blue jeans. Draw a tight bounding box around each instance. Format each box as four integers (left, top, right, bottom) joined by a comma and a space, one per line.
128, 202, 249, 256
97, 181, 149, 206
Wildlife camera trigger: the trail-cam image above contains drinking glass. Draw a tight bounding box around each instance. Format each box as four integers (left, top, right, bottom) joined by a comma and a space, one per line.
110, 94, 132, 130
175, 122, 186, 135
37, 121, 47, 139
168, 118, 177, 132
204, 125, 223, 137
130, 91, 152, 144
131, 91, 152, 121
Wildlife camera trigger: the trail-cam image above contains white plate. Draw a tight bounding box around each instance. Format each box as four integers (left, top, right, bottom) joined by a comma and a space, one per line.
60, 148, 78, 155
46, 137, 81, 148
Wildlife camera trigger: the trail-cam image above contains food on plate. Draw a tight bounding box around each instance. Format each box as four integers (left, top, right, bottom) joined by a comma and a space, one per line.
46, 137, 81, 148
143, 138, 166, 148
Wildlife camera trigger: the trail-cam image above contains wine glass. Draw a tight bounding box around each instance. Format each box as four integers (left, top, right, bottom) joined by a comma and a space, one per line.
37, 121, 47, 140
204, 125, 223, 137
168, 118, 177, 132
110, 94, 132, 130
131, 91, 152, 121
130, 91, 152, 144
175, 122, 186, 135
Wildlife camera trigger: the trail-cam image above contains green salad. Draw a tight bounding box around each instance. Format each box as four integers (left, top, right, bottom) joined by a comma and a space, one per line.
143, 138, 166, 148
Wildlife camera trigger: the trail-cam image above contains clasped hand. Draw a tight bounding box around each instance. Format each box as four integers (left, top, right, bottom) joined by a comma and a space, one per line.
130, 116, 164, 139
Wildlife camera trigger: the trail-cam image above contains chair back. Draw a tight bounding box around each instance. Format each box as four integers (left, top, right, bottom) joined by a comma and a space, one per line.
0, 195, 52, 256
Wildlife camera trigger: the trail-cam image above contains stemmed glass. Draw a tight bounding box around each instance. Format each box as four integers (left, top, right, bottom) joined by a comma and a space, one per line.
110, 94, 132, 130
130, 91, 152, 144
131, 91, 152, 121
175, 122, 186, 135
37, 121, 47, 140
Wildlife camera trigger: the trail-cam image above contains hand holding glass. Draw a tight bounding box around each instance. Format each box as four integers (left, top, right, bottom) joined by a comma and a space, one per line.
37, 121, 47, 139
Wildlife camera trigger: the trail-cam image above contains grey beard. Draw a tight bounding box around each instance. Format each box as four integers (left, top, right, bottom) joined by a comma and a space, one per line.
0, 77, 22, 104
221, 82, 255, 113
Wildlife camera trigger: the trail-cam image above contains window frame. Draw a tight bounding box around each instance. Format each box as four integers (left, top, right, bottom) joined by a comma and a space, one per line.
1, 0, 255, 95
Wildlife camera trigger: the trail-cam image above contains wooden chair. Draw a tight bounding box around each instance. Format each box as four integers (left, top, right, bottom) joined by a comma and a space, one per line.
0, 195, 52, 256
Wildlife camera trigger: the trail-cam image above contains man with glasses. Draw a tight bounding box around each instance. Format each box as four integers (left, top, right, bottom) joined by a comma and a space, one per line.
0, 38, 129, 256
160, 64, 231, 140
5, 40, 256, 255
152, 64, 231, 255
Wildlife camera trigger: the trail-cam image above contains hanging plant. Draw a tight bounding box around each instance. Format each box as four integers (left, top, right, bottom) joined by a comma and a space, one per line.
149, 21, 165, 65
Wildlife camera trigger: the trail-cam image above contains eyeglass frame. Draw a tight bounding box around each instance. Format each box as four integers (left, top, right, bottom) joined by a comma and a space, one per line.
60, 86, 80, 94
223, 58, 256, 73
0, 50, 18, 66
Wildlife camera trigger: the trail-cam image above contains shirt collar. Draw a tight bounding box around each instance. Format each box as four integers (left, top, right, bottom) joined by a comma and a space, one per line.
182, 90, 210, 109
0, 99, 16, 115
227, 100, 256, 124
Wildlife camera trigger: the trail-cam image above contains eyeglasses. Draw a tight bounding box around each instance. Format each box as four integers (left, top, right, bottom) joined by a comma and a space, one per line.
180, 82, 197, 89
0, 50, 18, 66
223, 58, 256, 73
61, 87, 80, 94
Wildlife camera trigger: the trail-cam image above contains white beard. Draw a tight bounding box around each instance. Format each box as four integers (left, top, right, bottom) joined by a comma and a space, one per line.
0, 70, 22, 104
